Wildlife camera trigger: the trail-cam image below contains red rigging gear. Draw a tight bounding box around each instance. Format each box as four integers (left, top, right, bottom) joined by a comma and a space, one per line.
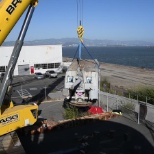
88, 106, 104, 115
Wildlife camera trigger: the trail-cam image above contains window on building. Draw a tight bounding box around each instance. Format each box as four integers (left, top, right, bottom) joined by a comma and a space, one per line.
0, 66, 5, 72
34, 64, 41, 69
34, 62, 61, 69
55, 63, 60, 68
42, 64, 47, 69
48, 63, 54, 68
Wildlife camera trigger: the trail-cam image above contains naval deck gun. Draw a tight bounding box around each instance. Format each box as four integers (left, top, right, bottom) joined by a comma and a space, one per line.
63, 59, 100, 107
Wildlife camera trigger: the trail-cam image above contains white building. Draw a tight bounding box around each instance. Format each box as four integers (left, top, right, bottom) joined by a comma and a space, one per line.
0, 45, 62, 76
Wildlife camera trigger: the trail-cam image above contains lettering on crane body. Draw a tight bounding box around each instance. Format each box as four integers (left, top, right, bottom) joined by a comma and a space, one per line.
0, 113, 19, 125
6, 0, 22, 15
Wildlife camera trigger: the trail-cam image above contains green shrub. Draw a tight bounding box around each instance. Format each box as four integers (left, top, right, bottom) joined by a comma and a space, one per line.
100, 78, 110, 92
128, 87, 154, 105
63, 107, 89, 120
63, 107, 79, 119
121, 102, 135, 114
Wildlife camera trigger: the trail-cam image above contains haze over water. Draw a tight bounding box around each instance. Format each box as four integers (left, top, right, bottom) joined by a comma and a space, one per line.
63, 46, 154, 70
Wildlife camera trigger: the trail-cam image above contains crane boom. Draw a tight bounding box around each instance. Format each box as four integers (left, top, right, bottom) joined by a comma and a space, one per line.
0, 0, 39, 136
0, 4, 35, 106
0, 0, 38, 45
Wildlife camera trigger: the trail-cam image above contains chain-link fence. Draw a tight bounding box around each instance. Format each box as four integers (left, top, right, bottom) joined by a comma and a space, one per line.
99, 91, 154, 125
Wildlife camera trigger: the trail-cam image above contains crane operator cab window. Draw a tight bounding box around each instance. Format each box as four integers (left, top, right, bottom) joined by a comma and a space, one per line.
67, 76, 73, 83
86, 77, 92, 83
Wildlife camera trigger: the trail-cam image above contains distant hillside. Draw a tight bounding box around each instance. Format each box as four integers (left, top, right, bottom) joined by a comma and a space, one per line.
2, 38, 154, 47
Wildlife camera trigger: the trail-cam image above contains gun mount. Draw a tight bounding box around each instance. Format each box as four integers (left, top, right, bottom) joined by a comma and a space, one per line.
63, 59, 100, 107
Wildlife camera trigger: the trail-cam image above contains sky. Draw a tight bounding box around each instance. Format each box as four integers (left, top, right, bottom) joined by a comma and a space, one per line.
3, 0, 154, 42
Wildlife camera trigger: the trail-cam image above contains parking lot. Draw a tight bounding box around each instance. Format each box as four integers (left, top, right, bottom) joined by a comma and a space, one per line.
0, 73, 65, 105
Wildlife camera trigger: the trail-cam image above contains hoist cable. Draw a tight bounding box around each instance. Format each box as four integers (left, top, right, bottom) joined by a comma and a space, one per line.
76, 0, 83, 26
81, 0, 83, 26
76, 0, 79, 27
81, 42, 99, 66
72, 45, 79, 61
78, 0, 81, 25
75, 1, 97, 66
74, 0, 97, 66
81, 42, 94, 60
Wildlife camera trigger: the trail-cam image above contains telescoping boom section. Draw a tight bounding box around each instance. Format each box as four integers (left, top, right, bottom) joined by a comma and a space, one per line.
0, 0, 38, 136
0, 0, 38, 45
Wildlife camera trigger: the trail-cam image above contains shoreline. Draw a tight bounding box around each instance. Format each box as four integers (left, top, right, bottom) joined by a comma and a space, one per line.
63, 57, 154, 89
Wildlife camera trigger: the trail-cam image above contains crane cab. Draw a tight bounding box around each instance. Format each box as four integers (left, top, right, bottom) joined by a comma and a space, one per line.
0, 103, 38, 136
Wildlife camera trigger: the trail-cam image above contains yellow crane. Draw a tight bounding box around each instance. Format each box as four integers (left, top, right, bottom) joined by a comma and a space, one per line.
0, 0, 39, 136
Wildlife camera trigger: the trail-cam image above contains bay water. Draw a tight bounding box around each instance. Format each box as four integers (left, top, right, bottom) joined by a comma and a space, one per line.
63, 46, 154, 70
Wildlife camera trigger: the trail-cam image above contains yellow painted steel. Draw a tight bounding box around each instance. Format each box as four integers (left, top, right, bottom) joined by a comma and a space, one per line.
0, 0, 39, 136
0, 0, 38, 45
0, 104, 38, 136
77, 25, 84, 42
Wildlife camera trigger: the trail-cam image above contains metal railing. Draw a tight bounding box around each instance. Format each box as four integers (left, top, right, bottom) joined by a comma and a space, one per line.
99, 91, 154, 125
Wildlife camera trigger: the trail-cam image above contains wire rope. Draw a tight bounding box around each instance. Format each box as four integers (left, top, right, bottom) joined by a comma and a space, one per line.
81, 42, 99, 67
72, 45, 79, 61
76, 0, 83, 26
76, 0, 79, 27
75, 0, 98, 66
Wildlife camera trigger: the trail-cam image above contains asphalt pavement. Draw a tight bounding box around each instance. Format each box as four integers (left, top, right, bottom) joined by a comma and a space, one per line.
7, 74, 65, 104
38, 101, 65, 121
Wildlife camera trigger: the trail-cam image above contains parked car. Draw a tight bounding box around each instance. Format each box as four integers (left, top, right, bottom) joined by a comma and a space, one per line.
34, 72, 45, 79
45, 70, 58, 78
54, 65, 63, 74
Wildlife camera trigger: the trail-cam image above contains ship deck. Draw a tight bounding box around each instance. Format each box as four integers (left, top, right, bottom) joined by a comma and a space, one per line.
68, 59, 99, 72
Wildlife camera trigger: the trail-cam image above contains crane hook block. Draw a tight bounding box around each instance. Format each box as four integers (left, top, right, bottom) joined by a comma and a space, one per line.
77, 26, 84, 42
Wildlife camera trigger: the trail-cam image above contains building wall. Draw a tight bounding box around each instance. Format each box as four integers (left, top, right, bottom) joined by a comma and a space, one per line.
0, 45, 62, 75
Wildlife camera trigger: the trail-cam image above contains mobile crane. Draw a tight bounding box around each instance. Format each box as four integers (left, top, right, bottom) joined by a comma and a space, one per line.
0, 0, 39, 136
